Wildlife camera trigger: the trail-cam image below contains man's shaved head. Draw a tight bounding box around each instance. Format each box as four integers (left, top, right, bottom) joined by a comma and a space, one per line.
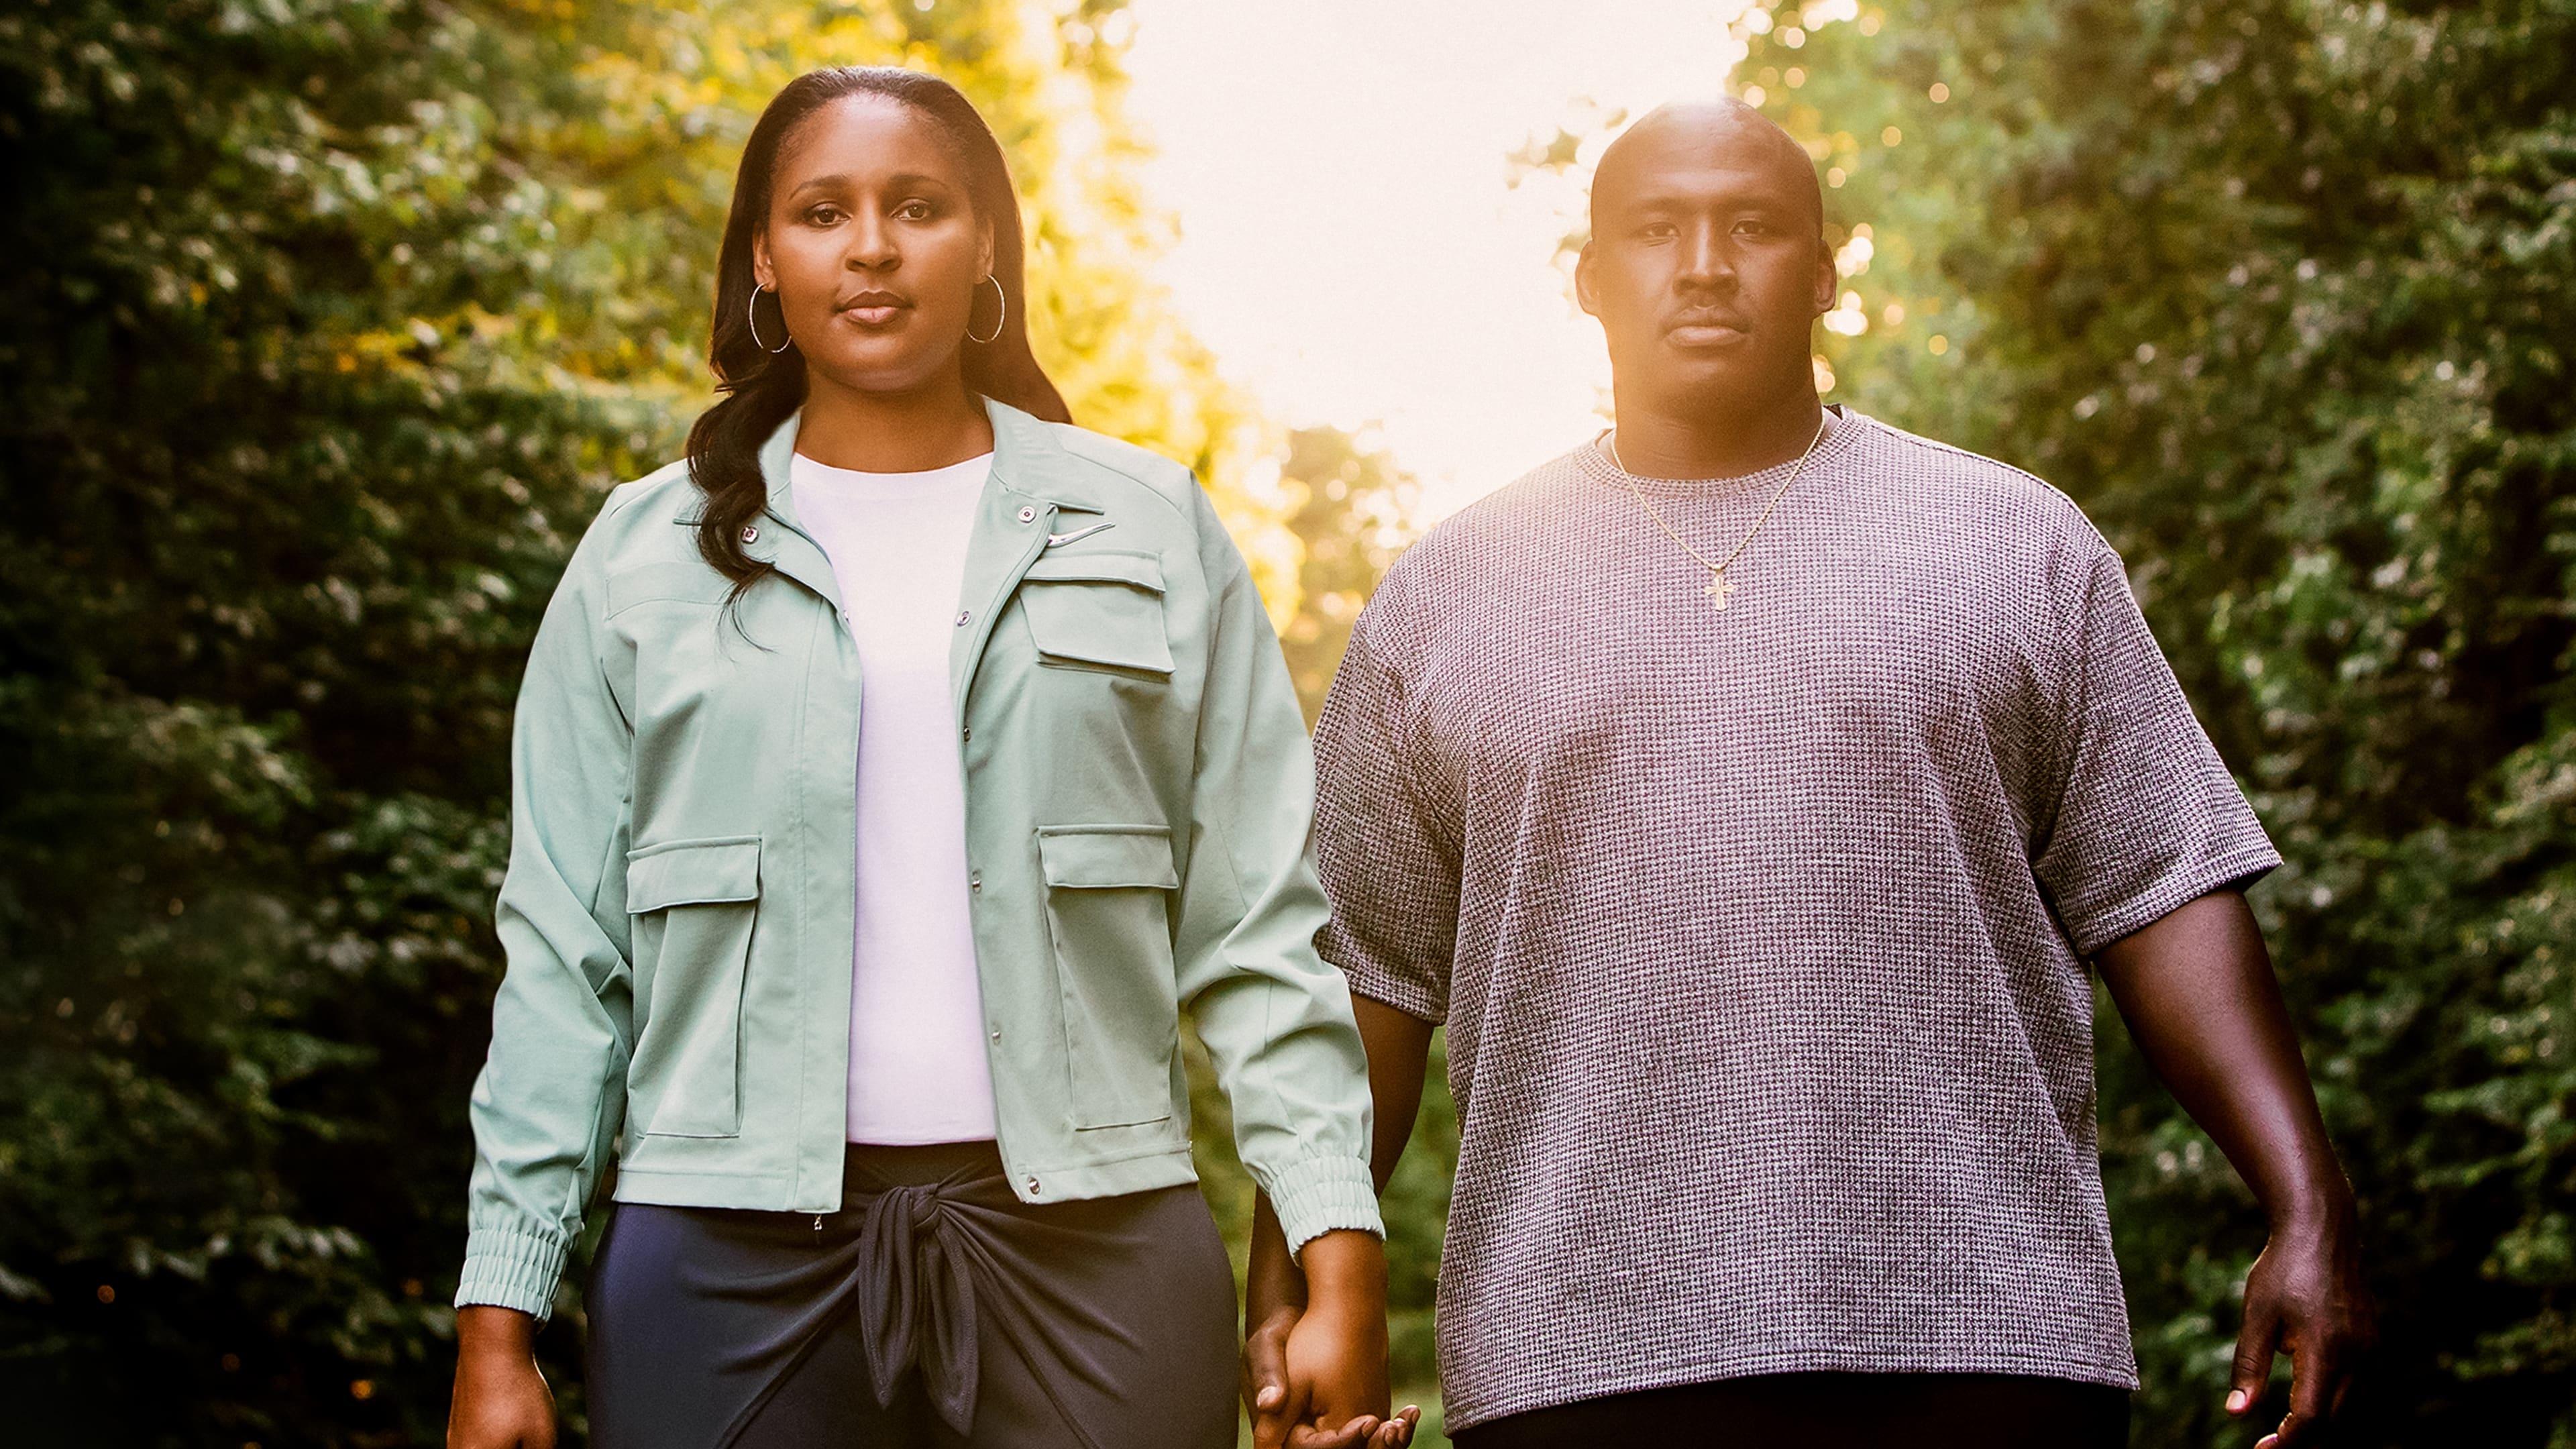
1591, 100, 1823, 242
1574, 97, 1838, 457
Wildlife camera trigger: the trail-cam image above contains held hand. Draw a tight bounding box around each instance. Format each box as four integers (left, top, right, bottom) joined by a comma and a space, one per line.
447, 1306, 557, 1449
1279, 1230, 1417, 1449
1282, 1295, 1417, 1449
2227, 1207, 2374, 1448
1243, 1301, 1304, 1449
1246, 1299, 1420, 1449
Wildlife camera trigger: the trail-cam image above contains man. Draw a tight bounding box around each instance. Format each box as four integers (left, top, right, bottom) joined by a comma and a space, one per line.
1242, 101, 2371, 1448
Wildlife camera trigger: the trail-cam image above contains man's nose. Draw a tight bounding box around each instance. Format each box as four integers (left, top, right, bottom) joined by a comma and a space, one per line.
1675, 226, 1736, 292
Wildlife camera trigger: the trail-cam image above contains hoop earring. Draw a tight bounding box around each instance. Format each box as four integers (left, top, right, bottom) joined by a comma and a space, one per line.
746, 284, 792, 355
967, 274, 1006, 345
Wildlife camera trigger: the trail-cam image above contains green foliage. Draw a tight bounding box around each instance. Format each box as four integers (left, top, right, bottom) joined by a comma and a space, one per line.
1275, 426, 1421, 724
1732, 1, 2576, 1442
0, 3, 647, 1440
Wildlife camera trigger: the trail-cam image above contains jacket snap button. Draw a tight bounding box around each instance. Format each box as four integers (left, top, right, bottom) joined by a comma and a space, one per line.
1016, 505, 1036, 523
961, 724, 971, 742
741, 525, 759, 544
1026, 1177, 1041, 1195
955, 610, 970, 628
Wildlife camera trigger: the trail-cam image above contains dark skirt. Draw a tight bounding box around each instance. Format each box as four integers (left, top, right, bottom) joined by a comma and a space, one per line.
585, 1140, 1238, 1449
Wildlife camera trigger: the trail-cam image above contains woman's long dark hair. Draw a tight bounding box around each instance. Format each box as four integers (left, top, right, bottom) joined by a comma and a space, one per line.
688, 68, 1071, 589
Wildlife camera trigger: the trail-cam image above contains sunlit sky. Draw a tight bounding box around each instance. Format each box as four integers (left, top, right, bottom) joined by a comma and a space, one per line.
1125, 1, 1756, 520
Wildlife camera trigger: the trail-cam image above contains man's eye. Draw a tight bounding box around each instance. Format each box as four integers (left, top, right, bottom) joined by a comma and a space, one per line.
1734, 219, 1772, 237
1638, 223, 1677, 240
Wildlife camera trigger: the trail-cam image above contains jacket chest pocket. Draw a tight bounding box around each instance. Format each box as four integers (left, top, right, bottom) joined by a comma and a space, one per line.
625, 836, 761, 1139
1036, 826, 1181, 1130
1016, 551, 1173, 676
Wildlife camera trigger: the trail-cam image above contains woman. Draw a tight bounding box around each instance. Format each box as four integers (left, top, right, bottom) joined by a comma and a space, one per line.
445, 68, 1409, 1449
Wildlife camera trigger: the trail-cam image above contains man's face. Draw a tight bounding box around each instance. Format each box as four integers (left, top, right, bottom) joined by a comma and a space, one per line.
1577, 117, 1837, 415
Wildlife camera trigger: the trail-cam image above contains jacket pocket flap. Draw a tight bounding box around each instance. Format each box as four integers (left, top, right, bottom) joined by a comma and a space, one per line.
607, 562, 736, 615
1020, 550, 1165, 592
1036, 827, 1179, 890
626, 837, 762, 912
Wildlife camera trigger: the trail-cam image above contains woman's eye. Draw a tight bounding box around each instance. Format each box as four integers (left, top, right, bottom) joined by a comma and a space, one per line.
805, 205, 844, 226
894, 200, 934, 221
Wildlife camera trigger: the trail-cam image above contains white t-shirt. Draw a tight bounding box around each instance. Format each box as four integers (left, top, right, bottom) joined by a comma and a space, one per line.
790, 449, 998, 1145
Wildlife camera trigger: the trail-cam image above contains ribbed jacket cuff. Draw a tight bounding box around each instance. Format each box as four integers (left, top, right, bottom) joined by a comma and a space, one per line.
455, 1223, 570, 1322
1268, 1155, 1385, 1256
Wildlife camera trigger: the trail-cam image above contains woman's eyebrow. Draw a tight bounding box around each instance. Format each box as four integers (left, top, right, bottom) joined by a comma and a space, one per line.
785, 170, 957, 199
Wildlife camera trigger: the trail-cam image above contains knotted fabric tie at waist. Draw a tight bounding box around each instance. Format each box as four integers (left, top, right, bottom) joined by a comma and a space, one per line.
710, 1177, 989, 1434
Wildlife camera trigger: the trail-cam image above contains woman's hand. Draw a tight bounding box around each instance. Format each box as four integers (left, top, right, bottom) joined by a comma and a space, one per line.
1246, 1230, 1417, 1449
447, 1305, 557, 1449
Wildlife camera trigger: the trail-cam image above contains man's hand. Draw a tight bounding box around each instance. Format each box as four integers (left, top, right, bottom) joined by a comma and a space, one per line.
2228, 1205, 2374, 1449
2093, 892, 2375, 1449
446, 1305, 556, 1449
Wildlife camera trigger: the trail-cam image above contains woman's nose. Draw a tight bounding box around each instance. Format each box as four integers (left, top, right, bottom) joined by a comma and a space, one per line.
847, 214, 898, 270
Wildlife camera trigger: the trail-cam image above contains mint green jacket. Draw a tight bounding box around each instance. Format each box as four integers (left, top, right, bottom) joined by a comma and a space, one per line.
455, 400, 1382, 1319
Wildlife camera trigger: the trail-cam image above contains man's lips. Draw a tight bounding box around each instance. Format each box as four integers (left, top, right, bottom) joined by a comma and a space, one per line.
1666, 313, 1752, 347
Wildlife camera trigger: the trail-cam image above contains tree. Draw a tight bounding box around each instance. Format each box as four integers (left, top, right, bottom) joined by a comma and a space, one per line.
1274, 425, 1421, 722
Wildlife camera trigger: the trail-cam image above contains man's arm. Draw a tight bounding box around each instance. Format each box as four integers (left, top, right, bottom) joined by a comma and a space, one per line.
1245, 999, 1435, 1449
2093, 890, 2374, 1449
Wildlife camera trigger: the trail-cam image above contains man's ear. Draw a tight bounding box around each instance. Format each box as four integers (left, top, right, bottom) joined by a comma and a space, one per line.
1812, 237, 1838, 316
751, 229, 776, 292
1574, 238, 1601, 319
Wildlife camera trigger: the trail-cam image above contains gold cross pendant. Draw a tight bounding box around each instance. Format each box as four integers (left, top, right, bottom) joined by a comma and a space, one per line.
1705, 568, 1736, 610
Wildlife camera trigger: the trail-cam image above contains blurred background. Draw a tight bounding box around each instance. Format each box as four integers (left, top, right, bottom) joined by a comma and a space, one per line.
3, 1, 2571, 1444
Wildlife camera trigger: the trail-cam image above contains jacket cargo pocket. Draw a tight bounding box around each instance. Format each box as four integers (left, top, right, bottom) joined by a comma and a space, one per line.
1018, 551, 1174, 676
1036, 825, 1181, 1130
625, 835, 760, 1139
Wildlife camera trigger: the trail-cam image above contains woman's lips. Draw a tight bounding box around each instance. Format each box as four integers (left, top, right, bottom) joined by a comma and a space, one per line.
841, 303, 907, 327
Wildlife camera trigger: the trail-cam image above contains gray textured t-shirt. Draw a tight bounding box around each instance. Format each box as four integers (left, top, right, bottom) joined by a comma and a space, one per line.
1312, 410, 2279, 1430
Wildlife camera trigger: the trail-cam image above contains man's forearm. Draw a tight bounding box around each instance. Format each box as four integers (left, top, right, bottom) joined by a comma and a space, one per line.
1352, 997, 1434, 1191
2092, 889, 2351, 1221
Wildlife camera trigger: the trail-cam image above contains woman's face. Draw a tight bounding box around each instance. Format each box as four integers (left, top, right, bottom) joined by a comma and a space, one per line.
753, 94, 994, 397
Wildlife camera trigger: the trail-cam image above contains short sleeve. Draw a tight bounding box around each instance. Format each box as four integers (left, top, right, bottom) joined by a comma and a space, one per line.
1311, 605, 1459, 1022
2033, 535, 2282, 955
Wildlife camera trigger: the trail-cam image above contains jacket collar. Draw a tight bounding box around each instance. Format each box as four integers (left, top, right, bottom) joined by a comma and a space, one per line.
669, 395, 1104, 528
983, 397, 1106, 515
684, 396, 1105, 524
667, 397, 1106, 616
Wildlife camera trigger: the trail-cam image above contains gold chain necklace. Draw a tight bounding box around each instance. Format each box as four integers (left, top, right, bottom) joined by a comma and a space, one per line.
1603, 414, 1827, 611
